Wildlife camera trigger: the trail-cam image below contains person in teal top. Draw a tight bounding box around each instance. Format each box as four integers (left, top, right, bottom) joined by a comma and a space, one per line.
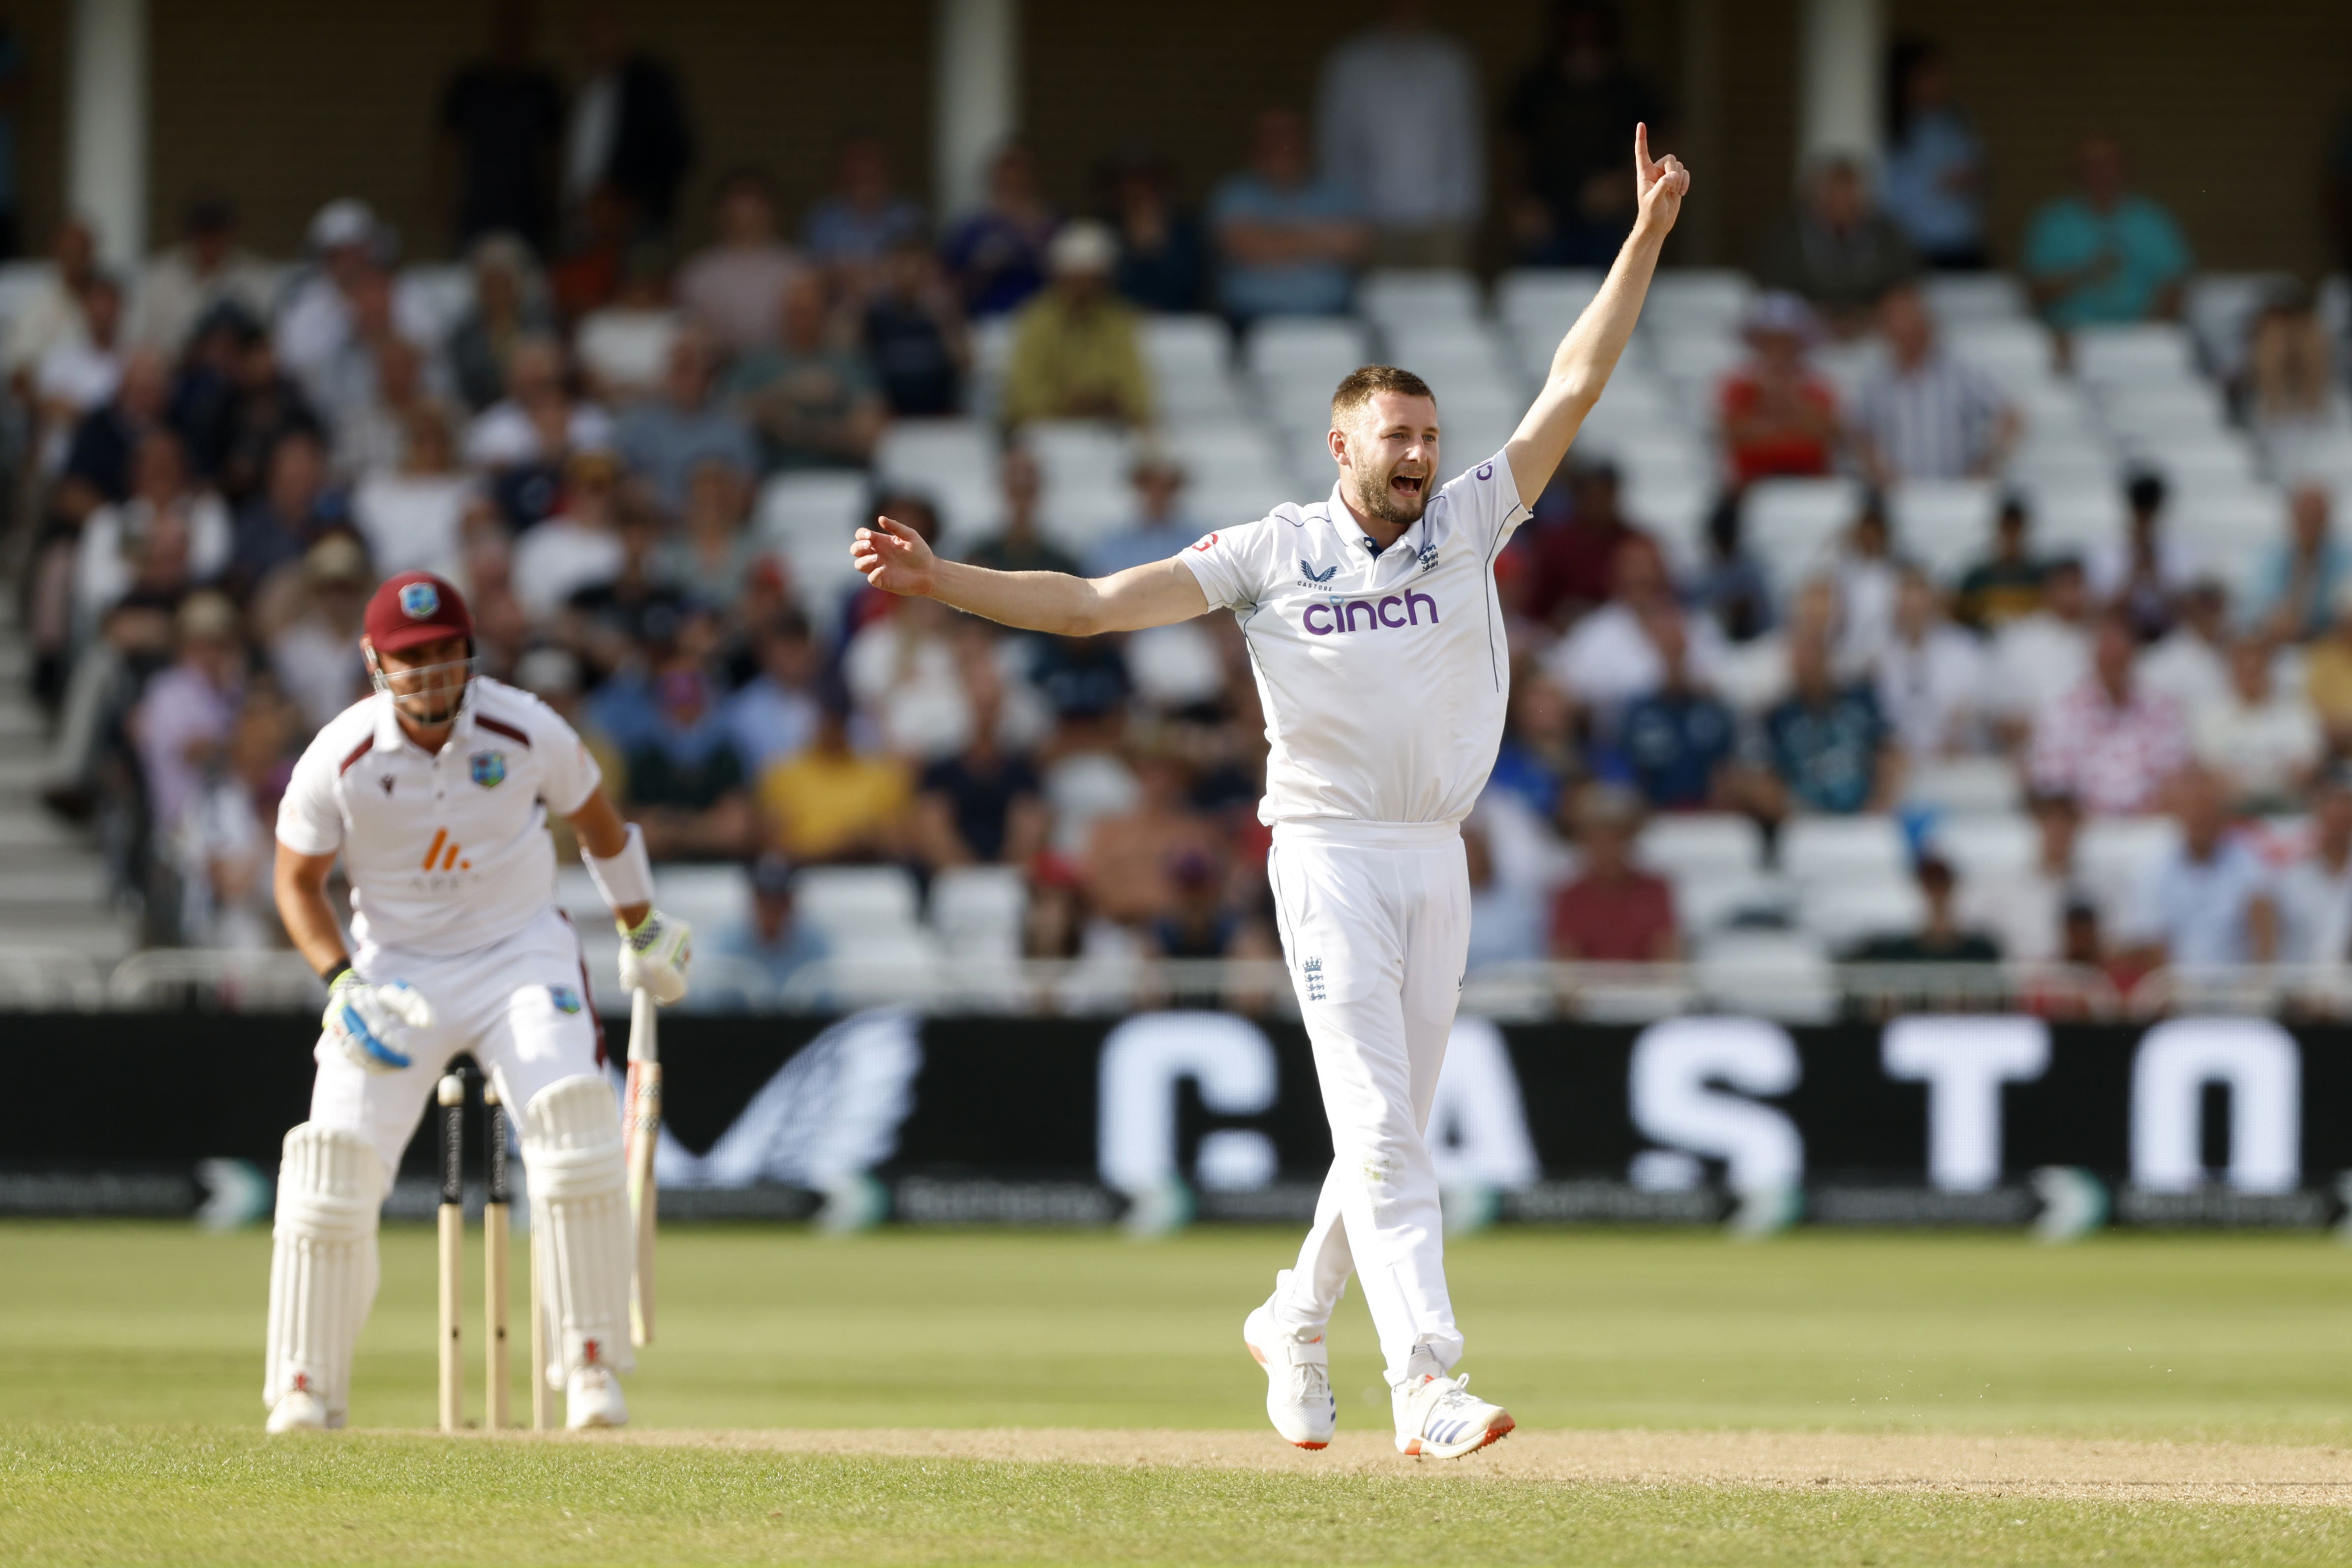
2023, 135, 2191, 328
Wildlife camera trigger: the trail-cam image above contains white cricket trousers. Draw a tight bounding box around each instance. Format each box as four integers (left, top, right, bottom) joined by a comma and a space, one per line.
308, 907, 605, 1192
1263, 819, 1470, 1386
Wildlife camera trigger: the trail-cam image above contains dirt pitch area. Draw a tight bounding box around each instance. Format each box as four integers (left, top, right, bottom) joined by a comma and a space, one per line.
573, 1426, 2352, 1507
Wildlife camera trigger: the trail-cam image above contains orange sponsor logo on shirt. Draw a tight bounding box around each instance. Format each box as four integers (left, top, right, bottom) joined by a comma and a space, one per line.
420, 829, 472, 872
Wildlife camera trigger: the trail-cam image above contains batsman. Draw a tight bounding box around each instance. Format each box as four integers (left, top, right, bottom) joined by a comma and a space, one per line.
261, 570, 692, 1432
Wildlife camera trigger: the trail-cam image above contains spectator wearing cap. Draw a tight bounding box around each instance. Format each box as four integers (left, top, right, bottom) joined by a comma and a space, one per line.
1851, 284, 2019, 486
128, 198, 274, 356
2136, 576, 2232, 720
1103, 151, 1208, 314
1614, 610, 1739, 811
707, 853, 832, 1007
132, 591, 246, 838
1210, 107, 1369, 320
615, 329, 756, 511
862, 236, 968, 418
2276, 768, 2352, 965
1717, 293, 1841, 486
802, 135, 927, 271
437, 1, 566, 254
1084, 448, 1200, 578
678, 168, 806, 355
447, 234, 557, 412
2028, 612, 2189, 815
511, 449, 628, 617
1548, 784, 1680, 964
1955, 792, 2084, 965
1850, 856, 2002, 964
2115, 766, 2276, 970
914, 652, 1048, 872
942, 143, 1060, 319
275, 200, 435, 398
1755, 156, 1918, 337
1754, 620, 1902, 817
757, 688, 912, 864
2087, 472, 2193, 643
1874, 564, 1985, 759
1986, 556, 2093, 736
2252, 485, 2351, 645
72, 428, 230, 640
621, 662, 756, 861
2192, 636, 2319, 813
998, 220, 1152, 430
965, 448, 1082, 577
1314, 0, 1483, 270
228, 429, 346, 601
726, 271, 886, 470
1954, 496, 2044, 630
2023, 135, 2190, 329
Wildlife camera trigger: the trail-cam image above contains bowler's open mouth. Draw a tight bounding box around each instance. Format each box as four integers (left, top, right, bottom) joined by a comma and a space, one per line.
1391, 474, 1425, 500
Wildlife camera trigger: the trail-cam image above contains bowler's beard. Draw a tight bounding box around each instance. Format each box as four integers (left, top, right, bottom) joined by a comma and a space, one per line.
1349, 463, 1428, 527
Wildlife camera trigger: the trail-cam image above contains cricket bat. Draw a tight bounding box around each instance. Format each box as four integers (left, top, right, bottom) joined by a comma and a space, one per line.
623, 985, 661, 1347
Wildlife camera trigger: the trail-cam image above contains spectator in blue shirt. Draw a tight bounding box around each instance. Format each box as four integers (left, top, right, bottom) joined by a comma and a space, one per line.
941, 144, 1059, 319
2115, 766, 2277, 970
1880, 40, 1986, 269
705, 852, 832, 1009
1084, 448, 1201, 577
2252, 485, 2351, 644
614, 329, 757, 513
1488, 670, 1582, 820
2023, 135, 2191, 328
1757, 622, 1902, 816
802, 135, 926, 270
1614, 610, 1738, 810
1209, 108, 1368, 320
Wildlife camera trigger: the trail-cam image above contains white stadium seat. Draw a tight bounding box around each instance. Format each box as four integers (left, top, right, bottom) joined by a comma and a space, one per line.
1644, 270, 1755, 332
1799, 877, 1926, 952
1779, 814, 1909, 885
1358, 268, 1481, 328
1922, 272, 2027, 322
1891, 479, 2001, 583
1022, 420, 1134, 493
877, 418, 997, 496
1906, 758, 2024, 818
1143, 315, 1242, 421
2184, 272, 2292, 379
2076, 815, 2182, 911
1245, 316, 1372, 386
651, 865, 753, 940
1928, 811, 2038, 885
1496, 268, 1604, 341
1636, 813, 1765, 880
931, 866, 1028, 960
1947, 319, 2056, 387
755, 470, 868, 548
1669, 869, 1792, 935
2022, 483, 2127, 556
1742, 477, 1862, 588
794, 866, 923, 939
1694, 930, 1835, 1022
2072, 323, 2196, 384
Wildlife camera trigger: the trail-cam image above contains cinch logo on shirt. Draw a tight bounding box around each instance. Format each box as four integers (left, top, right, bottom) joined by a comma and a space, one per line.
1301, 589, 1439, 636
420, 829, 472, 872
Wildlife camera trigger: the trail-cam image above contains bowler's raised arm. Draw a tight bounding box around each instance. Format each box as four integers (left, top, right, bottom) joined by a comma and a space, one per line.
851, 513, 1210, 637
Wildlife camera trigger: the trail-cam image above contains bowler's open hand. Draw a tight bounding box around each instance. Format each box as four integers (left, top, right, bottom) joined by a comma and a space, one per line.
852, 515, 938, 598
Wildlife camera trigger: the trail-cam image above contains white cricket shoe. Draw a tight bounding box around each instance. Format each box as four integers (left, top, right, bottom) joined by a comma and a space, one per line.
1243, 1300, 1336, 1449
565, 1365, 629, 1429
1393, 1371, 1513, 1458
265, 1387, 330, 1434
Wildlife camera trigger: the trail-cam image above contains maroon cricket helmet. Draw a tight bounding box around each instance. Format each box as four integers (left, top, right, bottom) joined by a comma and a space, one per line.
363, 570, 474, 655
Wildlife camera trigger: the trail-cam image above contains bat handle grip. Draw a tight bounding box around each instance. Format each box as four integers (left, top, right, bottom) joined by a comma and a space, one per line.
628, 985, 658, 1063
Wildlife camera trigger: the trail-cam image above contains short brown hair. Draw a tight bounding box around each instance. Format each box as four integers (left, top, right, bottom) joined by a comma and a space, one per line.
1330, 364, 1435, 427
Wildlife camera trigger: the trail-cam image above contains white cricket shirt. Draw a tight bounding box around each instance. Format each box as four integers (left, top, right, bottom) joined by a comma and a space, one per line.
276, 677, 602, 956
1179, 451, 1529, 828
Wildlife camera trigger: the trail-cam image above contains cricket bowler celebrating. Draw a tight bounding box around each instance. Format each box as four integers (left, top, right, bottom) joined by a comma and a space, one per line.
261, 569, 692, 1432
855, 130, 1687, 1457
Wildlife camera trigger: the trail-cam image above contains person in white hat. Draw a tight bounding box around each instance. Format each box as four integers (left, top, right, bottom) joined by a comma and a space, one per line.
999, 218, 1153, 428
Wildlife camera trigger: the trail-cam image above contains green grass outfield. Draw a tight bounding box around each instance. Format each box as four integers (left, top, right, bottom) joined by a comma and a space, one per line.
6, 1222, 2352, 1564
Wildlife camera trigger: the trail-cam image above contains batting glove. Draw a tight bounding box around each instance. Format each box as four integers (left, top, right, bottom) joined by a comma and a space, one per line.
323, 971, 436, 1074
617, 908, 693, 1005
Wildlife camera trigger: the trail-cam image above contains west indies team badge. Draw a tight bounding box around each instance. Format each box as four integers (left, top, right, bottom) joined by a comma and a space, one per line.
469, 750, 506, 788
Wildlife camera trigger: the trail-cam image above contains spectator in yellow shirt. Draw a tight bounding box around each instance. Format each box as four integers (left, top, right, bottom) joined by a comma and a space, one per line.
757, 690, 912, 863
997, 220, 1153, 430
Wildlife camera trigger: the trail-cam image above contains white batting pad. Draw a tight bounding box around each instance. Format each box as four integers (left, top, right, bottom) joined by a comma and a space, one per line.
264, 1123, 383, 1421
522, 1074, 635, 1378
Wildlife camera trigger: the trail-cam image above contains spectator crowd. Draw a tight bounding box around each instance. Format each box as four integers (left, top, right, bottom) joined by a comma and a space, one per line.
13, 0, 2352, 1013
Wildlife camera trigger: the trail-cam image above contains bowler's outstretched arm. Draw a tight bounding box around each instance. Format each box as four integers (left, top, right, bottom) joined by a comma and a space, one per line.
1503, 123, 1691, 504
851, 519, 1210, 636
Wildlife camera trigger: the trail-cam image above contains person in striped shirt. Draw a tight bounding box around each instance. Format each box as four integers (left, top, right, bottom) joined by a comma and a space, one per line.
1852, 285, 2019, 486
